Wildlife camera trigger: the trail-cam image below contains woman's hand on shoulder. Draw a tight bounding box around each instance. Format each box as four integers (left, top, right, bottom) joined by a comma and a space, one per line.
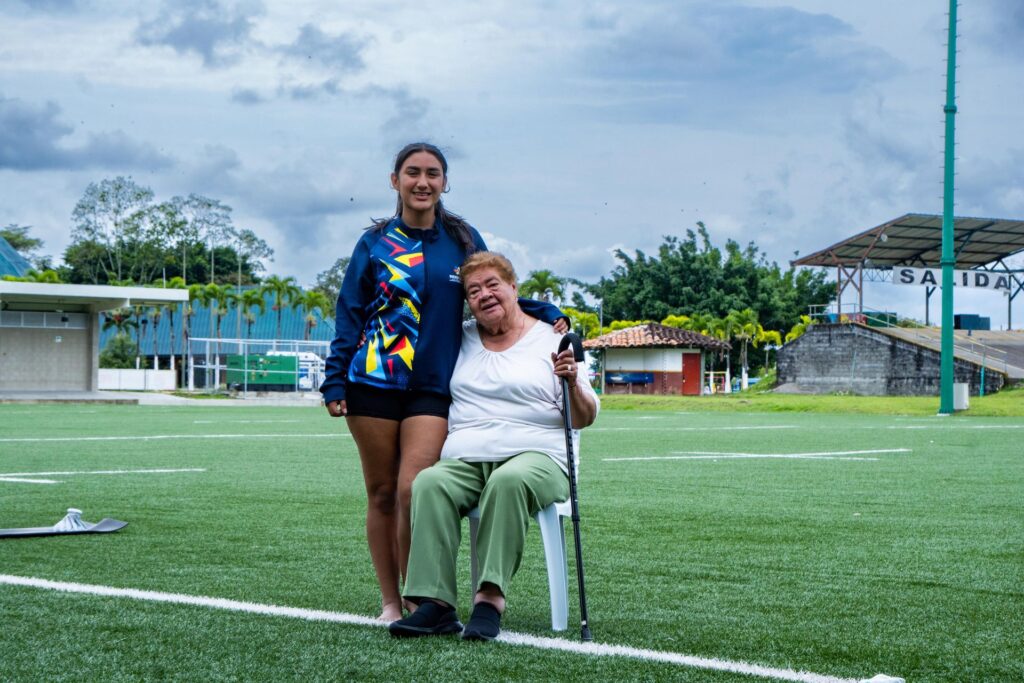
553, 318, 569, 334
326, 400, 347, 417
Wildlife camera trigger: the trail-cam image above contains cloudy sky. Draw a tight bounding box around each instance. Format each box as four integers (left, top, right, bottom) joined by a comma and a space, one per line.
2, 0, 1022, 327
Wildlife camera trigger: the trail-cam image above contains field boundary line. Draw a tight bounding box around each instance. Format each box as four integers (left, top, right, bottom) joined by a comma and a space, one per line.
0, 573, 889, 683
888, 424, 1024, 430
0, 468, 207, 477
591, 426, 797, 432
0, 434, 348, 443
0, 468, 207, 484
605, 449, 910, 463
193, 419, 303, 424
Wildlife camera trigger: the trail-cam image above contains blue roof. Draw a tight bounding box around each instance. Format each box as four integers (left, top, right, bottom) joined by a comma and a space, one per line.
0, 236, 33, 277
98, 289, 337, 355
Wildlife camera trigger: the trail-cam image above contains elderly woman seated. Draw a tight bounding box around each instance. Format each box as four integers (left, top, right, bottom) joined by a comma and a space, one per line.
388, 251, 599, 641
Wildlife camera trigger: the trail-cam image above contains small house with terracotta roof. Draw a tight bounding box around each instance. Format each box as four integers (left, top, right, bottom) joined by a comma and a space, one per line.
583, 322, 730, 395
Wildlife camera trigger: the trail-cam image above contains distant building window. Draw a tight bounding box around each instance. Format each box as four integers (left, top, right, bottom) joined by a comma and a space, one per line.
0, 311, 88, 330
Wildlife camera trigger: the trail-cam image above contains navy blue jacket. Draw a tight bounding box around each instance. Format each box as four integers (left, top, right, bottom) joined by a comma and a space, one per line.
321, 217, 565, 404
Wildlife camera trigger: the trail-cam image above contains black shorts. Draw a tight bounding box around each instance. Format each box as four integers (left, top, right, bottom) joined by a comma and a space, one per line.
344, 383, 450, 421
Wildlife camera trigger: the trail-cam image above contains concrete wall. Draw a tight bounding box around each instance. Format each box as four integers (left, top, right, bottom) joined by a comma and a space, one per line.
777, 324, 1005, 396
605, 348, 684, 372
98, 369, 177, 391
0, 327, 92, 391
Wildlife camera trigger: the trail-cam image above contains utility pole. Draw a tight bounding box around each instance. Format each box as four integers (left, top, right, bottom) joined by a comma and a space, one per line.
938, 0, 958, 414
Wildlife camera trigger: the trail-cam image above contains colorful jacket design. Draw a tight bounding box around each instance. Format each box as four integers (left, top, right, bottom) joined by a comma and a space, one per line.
348, 223, 424, 390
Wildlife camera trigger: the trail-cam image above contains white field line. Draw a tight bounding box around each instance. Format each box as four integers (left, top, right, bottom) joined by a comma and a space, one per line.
0, 574, 879, 683
0, 468, 207, 486
591, 425, 797, 432
888, 424, 1024, 430
0, 410, 97, 415
0, 468, 207, 477
607, 455, 878, 462
0, 433, 347, 443
604, 449, 911, 463
193, 420, 303, 424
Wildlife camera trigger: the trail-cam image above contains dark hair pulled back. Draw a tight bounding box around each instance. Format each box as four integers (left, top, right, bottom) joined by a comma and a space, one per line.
370, 142, 476, 253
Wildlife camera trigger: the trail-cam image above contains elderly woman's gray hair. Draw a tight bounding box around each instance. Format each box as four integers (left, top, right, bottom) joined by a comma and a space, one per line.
460, 251, 517, 286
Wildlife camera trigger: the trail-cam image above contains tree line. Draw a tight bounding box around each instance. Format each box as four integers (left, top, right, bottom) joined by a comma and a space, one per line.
3, 180, 833, 379
516, 222, 833, 385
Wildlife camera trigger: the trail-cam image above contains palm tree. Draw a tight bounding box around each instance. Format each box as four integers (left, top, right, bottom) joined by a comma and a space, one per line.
183, 283, 206, 389
205, 284, 234, 342
260, 275, 300, 341
148, 304, 163, 370
102, 308, 138, 336
728, 308, 763, 390
785, 315, 814, 343
238, 288, 266, 339
686, 312, 717, 336
130, 303, 148, 369
296, 290, 331, 341
709, 315, 737, 393
202, 283, 235, 388
519, 270, 565, 303
761, 329, 783, 367
564, 307, 600, 339
164, 276, 187, 371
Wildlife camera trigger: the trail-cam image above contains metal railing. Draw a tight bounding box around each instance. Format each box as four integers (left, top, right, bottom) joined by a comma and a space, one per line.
186, 337, 330, 395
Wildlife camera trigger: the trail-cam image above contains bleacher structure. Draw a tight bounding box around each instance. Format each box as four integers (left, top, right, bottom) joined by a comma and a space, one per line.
780, 213, 1024, 396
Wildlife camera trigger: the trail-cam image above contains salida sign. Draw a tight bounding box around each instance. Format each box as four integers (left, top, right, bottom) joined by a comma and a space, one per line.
893, 267, 1010, 291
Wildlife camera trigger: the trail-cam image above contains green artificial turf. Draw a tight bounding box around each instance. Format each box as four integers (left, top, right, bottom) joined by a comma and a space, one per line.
1, 405, 1021, 682
599, 383, 1024, 416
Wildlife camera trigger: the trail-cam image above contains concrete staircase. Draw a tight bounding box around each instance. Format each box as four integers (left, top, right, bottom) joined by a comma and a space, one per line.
869, 326, 1024, 380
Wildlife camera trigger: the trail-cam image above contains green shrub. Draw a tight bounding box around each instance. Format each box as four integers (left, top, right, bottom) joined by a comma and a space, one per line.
99, 333, 148, 369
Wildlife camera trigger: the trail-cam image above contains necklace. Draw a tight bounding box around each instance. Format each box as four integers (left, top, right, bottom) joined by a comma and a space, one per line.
482, 313, 528, 352
511, 314, 527, 344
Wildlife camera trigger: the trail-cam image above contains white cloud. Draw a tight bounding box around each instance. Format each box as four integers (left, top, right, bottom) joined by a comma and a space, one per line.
0, 0, 1021, 328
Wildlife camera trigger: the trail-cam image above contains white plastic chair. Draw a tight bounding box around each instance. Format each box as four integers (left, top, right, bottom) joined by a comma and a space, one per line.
466, 499, 572, 631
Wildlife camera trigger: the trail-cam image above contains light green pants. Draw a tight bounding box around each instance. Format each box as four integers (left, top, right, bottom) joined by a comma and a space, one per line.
402, 452, 569, 609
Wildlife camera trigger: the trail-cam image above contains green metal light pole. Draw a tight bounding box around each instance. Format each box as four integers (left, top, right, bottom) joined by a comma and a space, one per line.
939, 0, 958, 414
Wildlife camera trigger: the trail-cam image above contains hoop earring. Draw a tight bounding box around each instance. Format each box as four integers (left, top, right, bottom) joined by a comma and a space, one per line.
443, 182, 451, 194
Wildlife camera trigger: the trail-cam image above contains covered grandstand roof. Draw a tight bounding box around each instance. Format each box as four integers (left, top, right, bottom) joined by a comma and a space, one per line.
791, 213, 1024, 269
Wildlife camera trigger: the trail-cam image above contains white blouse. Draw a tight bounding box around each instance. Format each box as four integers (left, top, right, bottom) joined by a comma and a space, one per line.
440, 319, 600, 473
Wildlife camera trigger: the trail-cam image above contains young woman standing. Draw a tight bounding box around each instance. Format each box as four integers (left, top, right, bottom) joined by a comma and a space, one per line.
321, 142, 566, 621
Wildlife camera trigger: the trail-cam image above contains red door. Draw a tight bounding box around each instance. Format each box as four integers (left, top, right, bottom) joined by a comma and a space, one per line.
682, 353, 701, 395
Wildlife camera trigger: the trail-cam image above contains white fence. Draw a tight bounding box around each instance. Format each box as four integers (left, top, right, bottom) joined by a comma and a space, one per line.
99, 369, 177, 391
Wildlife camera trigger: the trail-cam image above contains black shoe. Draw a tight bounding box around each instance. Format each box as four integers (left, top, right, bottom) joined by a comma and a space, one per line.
388, 601, 463, 638
462, 602, 502, 641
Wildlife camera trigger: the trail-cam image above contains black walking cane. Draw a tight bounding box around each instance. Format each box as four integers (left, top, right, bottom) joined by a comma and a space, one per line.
558, 332, 593, 641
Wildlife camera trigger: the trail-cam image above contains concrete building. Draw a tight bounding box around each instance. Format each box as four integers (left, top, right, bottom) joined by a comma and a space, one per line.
0, 282, 188, 393
777, 322, 1024, 396
583, 323, 730, 395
